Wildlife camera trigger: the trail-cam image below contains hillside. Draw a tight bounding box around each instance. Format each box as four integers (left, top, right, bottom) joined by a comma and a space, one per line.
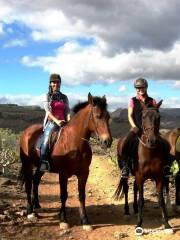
110, 107, 180, 137
0, 104, 44, 133
0, 104, 179, 137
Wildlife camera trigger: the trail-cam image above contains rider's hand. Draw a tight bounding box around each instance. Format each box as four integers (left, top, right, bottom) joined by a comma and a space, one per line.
131, 126, 139, 134
56, 120, 65, 126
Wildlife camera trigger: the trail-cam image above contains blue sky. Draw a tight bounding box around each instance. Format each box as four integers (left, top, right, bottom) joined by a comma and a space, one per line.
0, 0, 180, 111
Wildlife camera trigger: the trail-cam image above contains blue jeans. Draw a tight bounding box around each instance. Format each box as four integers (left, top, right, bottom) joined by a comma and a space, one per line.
40, 121, 59, 160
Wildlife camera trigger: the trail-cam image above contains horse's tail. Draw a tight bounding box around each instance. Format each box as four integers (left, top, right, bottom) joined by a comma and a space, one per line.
113, 177, 125, 200
17, 148, 26, 189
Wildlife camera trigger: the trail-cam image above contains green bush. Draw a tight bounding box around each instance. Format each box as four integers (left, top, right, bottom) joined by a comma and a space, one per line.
0, 128, 19, 172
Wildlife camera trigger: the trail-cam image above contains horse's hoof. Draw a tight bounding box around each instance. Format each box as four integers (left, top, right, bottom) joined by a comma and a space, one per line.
83, 224, 93, 231
164, 228, 174, 234
59, 222, 70, 230
135, 227, 144, 236
27, 213, 38, 222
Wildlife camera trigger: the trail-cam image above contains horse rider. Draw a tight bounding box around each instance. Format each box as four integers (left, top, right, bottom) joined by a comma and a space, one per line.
121, 77, 172, 178
40, 73, 70, 172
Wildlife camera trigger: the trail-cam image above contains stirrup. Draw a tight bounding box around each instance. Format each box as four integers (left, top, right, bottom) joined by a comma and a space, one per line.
40, 160, 50, 172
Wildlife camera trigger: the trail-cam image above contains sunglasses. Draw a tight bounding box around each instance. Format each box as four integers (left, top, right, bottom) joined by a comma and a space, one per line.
51, 81, 60, 84
136, 87, 145, 90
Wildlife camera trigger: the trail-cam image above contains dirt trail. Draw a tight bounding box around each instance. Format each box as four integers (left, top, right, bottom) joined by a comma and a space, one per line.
0, 155, 180, 240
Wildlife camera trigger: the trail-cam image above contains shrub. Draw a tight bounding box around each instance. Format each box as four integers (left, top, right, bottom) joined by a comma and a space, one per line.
0, 128, 19, 174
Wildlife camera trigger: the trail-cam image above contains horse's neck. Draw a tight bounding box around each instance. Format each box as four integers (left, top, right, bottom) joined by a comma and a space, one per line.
67, 107, 91, 140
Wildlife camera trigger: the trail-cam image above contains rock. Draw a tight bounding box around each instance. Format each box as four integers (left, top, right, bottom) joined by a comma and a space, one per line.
59, 229, 71, 237
0, 177, 11, 186
16, 210, 26, 217
114, 231, 128, 239
0, 214, 7, 221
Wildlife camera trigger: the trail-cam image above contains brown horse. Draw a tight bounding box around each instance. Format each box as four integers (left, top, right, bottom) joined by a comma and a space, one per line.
19, 93, 112, 230
162, 128, 180, 207
115, 100, 173, 235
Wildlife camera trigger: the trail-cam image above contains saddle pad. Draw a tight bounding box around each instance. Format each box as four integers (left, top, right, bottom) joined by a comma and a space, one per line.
176, 136, 180, 152
35, 128, 62, 152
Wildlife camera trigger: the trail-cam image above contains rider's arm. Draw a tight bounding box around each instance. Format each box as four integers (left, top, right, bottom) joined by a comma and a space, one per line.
64, 96, 71, 122
128, 98, 136, 128
128, 106, 136, 128
47, 112, 63, 126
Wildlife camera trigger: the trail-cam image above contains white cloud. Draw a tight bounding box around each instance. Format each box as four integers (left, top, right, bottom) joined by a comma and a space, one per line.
173, 81, 180, 88
21, 41, 180, 86
162, 97, 180, 108
1, 0, 180, 53
0, 94, 45, 107
0, 23, 3, 34
118, 85, 126, 92
0, 93, 179, 111
0, 0, 180, 88
3, 39, 26, 48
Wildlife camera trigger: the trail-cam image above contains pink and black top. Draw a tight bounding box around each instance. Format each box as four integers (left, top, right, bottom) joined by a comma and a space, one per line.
43, 91, 70, 127
128, 94, 157, 129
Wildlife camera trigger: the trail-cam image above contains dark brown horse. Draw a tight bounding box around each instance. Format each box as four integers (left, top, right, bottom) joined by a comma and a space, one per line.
115, 101, 173, 235
162, 128, 180, 207
19, 93, 112, 230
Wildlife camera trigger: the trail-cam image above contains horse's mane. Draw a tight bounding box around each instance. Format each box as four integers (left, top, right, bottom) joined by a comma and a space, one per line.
72, 97, 107, 114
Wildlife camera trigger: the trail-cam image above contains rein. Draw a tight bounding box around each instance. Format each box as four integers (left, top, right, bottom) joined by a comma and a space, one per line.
139, 125, 157, 149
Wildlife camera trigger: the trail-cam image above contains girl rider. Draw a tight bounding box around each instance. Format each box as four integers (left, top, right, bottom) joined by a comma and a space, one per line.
40, 73, 70, 171
121, 78, 171, 178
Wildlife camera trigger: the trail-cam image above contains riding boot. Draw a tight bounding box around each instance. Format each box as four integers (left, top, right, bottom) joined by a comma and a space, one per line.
121, 156, 130, 178
40, 123, 52, 172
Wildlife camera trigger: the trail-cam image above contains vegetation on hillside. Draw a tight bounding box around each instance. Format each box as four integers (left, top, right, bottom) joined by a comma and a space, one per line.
0, 128, 19, 174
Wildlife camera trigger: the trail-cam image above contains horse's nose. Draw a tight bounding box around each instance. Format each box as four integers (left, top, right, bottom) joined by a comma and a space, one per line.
103, 138, 112, 148
147, 137, 157, 147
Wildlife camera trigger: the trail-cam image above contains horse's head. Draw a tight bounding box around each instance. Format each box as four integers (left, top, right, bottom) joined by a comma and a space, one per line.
87, 93, 112, 148
141, 100, 162, 148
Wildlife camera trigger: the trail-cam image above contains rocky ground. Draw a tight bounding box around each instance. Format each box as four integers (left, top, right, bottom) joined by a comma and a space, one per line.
0, 154, 180, 240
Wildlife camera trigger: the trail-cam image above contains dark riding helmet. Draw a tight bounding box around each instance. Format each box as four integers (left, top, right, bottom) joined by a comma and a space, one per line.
49, 73, 61, 83
134, 78, 148, 88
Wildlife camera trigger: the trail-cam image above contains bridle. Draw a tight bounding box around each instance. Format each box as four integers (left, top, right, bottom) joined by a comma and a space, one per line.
139, 110, 159, 148
81, 105, 100, 141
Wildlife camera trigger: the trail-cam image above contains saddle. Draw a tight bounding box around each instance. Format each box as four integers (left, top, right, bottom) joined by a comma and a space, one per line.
36, 128, 61, 154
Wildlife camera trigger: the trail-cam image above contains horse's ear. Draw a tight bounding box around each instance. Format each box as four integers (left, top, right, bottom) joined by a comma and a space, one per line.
102, 95, 106, 103
156, 99, 163, 109
88, 92, 94, 105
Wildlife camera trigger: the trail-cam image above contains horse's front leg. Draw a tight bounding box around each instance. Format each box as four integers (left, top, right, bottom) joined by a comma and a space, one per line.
24, 169, 35, 219
156, 179, 172, 231
78, 173, 92, 231
134, 180, 144, 236
175, 171, 180, 207
59, 173, 69, 229
32, 168, 44, 209
133, 180, 138, 214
